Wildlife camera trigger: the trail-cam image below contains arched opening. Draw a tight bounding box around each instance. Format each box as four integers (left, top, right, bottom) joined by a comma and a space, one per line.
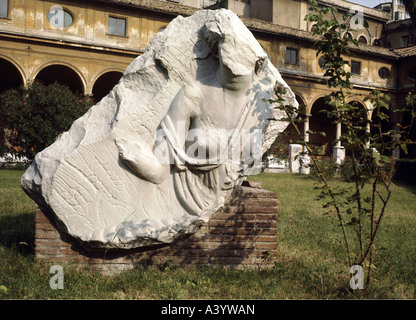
92, 71, 123, 103
343, 101, 368, 136
344, 32, 353, 40
370, 103, 391, 138
0, 58, 24, 155
266, 94, 306, 161
279, 94, 306, 142
35, 64, 84, 94
358, 36, 368, 45
309, 97, 336, 157
401, 109, 416, 158
0, 58, 24, 94
342, 100, 368, 158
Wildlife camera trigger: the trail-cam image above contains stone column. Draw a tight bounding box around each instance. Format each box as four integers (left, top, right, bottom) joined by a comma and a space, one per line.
335, 121, 342, 147
303, 114, 310, 145
332, 121, 345, 165
392, 126, 401, 159
366, 121, 371, 149
298, 114, 311, 174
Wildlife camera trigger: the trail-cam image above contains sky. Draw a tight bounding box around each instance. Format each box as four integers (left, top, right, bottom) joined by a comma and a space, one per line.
346, 0, 392, 9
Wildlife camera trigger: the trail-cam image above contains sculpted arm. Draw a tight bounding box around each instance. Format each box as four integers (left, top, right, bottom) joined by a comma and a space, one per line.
117, 85, 200, 184
162, 84, 201, 138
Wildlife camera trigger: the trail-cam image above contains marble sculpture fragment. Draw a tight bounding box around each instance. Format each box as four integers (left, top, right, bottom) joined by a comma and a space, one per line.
21, 9, 298, 249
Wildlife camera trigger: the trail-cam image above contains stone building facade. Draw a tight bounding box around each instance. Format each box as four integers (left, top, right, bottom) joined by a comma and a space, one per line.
1, 0, 415, 163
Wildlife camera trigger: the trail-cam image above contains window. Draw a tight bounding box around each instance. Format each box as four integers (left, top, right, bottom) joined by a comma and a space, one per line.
358, 36, 367, 45
0, 0, 8, 18
351, 61, 361, 75
318, 56, 329, 70
408, 67, 416, 80
378, 67, 390, 79
47, 6, 73, 28
344, 32, 353, 40
400, 35, 409, 47
285, 48, 298, 65
109, 16, 126, 36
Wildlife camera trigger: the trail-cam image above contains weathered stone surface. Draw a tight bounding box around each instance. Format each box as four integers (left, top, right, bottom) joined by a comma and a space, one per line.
21, 9, 297, 249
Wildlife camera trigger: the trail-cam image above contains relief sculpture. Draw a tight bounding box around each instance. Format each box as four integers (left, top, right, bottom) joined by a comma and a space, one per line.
21, 9, 297, 249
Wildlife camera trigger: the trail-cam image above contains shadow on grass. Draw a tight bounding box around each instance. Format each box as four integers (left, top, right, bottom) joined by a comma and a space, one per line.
393, 180, 416, 195
0, 212, 35, 255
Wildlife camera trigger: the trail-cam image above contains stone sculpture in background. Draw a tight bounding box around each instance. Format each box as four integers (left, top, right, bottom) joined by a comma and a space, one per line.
21, 9, 298, 249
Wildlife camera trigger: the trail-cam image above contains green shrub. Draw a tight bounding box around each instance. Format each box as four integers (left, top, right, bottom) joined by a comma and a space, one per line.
339, 157, 372, 183
0, 81, 93, 159
310, 157, 337, 182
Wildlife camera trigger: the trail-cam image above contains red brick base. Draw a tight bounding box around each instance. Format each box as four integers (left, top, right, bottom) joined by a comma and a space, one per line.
34, 184, 278, 273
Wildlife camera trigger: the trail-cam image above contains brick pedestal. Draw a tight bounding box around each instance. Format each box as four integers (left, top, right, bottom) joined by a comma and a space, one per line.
34, 184, 278, 273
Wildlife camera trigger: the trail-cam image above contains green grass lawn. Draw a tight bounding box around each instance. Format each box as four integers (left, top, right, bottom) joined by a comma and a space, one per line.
0, 169, 415, 299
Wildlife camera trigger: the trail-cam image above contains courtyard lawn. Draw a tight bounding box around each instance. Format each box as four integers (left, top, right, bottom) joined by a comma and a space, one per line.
0, 169, 415, 299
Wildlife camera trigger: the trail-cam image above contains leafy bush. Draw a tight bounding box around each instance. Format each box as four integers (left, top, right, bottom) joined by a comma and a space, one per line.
0, 81, 93, 159
339, 157, 369, 183
310, 157, 337, 182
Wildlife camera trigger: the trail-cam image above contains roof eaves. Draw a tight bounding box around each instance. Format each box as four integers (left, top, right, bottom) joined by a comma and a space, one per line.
390, 45, 416, 58
88, 0, 197, 17
83, 1, 399, 60
242, 17, 398, 59
317, 0, 390, 22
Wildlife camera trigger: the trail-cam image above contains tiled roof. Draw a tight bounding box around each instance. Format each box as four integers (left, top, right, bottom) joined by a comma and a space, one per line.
92, 0, 197, 16
91, 0, 404, 60
391, 45, 416, 58
242, 17, 398, 58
